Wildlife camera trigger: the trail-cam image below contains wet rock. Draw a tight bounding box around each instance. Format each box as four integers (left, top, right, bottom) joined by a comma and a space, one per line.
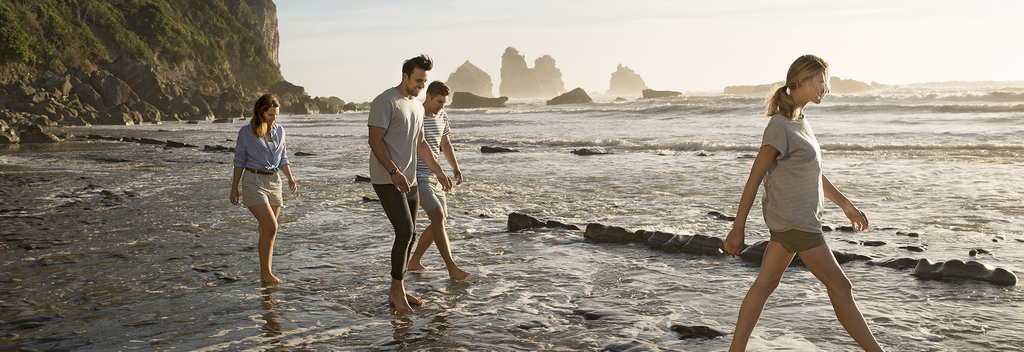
603, 340, 661, 352
294, 151, 315, 156
680, 234, 725, 255
449, 92, 508, 109
868, 257, 919, 270
19, 124, 62, 143
572, 148, 613, 156
637, 230, 676, 247
165, 140, 198, 148
546, 87, 592, 105
641, 89, 681, 99
862, 240, 887, 246
481, 146, 519, 153
584, 223, 636, 243
739, 240, 769, 262
508, 212, 546, 232
911, 259, 1017, 286
354, 175, 371, 182
362, 196, 378, 203
546, 220, 580, 230
968, 248, 990, 256
203, 145, 232, 152
669, 324, 727, 339
900, 245, 927, 252
707, 211, 735, 221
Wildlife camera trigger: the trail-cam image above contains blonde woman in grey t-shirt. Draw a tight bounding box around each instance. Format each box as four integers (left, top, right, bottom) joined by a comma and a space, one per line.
723, 55, 884, 352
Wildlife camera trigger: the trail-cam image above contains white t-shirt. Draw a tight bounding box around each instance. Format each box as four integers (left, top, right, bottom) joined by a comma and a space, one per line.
760, 114, 824, 233
367, 87, 424, 185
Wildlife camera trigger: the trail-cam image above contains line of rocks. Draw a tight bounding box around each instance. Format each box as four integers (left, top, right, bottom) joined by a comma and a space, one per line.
506, 212, 1018, 286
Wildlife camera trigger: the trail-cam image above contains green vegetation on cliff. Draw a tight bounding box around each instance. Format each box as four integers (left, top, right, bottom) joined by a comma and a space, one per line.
0, 0, 279, 87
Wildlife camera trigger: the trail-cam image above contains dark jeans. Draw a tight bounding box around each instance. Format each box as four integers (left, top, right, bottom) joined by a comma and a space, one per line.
373, 184, 419, 280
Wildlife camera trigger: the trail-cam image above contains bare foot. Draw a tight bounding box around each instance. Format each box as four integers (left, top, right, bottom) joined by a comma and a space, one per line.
261, 273, 283, 284
405, 293, 423, 306
388, 293, 414, 314
407, 261, 427, 271
448, 266, 471, 280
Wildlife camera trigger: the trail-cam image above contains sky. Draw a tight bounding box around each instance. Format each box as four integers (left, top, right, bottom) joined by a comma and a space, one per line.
277, 0, 1024, 103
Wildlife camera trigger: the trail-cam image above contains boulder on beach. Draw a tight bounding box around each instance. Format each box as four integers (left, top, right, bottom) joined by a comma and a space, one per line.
481, 145, 519, 153
546, 87, 592, 105
507, 212, 578, 232
606, 64, 648, 96
18, 124, 62, 143
911, 258, 1017, 286
447, 61, 495, 98
670, 324, 727, 340
449, 92, 508, 109
90, 70, 140, 108
572, 148, 612, 155
584, 223, 636, 243
642, 89, 681, 99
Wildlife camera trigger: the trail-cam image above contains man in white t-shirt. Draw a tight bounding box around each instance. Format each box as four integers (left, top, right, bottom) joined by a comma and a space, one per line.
367, 55, 452, 314
407, 81, 470, 281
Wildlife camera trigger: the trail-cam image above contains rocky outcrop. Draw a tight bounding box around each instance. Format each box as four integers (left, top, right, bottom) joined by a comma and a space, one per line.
546, 87, 592, 105
830, 76, 873, 94
724, 82, 783, 95
499, 47, 566, 98
606, 64, 647, 96
449, 92, 508, 109
571, 148, 612, 156
314, 96, 345, 114
481, 146, 519, 153
642, 89, 681, 99
447, 61, 494, 98
507, 212, 580, 232
912, 259, 1017, 286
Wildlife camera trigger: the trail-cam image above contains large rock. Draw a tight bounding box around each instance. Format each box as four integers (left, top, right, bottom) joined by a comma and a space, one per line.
99, 104, 142, 125
269, 80, 304, 102
507, 212, 579, 232
106, 57, 172, 111
449, 92, 508, 109
314, 96, 343, 114
19, 124, 62, 143
447, 61, 494, 98
546, 87, 592, 105
724, 82, 783, 95
90, 70, 140, 108
606, 64, 647, 96
642, 89, 681, 99
290, 96, 320, 115
131, 101, 161, 123
216, 87, 248, 118
911, 259, 1017, 286
499, 47, 566, 98
72, 83, 103, 110
830, 76, 873, 94
584, 223, 637, 243
43, 75, 73, 96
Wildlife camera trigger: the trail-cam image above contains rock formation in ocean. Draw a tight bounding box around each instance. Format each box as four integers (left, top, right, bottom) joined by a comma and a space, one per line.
911, 258, 1017, 286
499, 47, 566, 98
724, 77, 875, 95
446, 61, 494, 98
642, 89, 682, 99
448, 92, 508, 109
606, 64, 647, 96
546, 87, 592, 105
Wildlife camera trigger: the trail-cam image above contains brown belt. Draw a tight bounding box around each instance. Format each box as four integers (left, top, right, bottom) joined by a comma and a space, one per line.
245, 167, 276, 175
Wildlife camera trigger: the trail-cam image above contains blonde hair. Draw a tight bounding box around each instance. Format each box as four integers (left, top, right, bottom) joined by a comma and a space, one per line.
250, 93, 280, 138
765, 54, 830, 120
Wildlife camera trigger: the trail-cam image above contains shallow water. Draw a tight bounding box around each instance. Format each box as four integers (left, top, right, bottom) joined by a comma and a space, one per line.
1, 88, 1023, 351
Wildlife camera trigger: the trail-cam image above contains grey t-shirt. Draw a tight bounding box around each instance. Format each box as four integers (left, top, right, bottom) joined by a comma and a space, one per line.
368, 87, 424, 185
760, 114, 824, 233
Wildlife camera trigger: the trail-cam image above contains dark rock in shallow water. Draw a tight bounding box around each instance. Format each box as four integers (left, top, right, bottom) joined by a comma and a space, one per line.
481, 146, 519, 153
449, 92, 508, 109
546, 87, 592, 105
354, 175, 370, 183
912, 258, 1017, 286
862, 240, 887, 246
572, 148, 613, 156
680, 234, 725, 255
294, 151, 315, 156
868, 257, 919, 270
707, 211, 735, 221
670, 324, 727, 339
896, 231, 923, 237
968, 248, 989, 256
165, 140, 198, 148
584, 223, 636, 243
900, 245, 927, 252
508, 212, 545, 232
362, 196, 378, 203
642, 89, 681, 99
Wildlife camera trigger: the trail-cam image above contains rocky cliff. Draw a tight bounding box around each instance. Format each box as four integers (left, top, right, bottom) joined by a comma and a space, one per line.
0, 0, 307, 143
499, 47, 566, 99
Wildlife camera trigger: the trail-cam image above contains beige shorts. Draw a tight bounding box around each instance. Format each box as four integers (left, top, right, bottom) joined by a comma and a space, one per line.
769, 228, 826, 253
241, 171, 283, 207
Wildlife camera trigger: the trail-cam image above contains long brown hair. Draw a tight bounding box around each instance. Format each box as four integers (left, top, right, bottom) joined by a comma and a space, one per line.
251, 93, 280, 138
765, 54, 830, 120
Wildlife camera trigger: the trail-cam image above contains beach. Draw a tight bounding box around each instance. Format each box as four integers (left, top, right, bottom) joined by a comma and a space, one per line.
2, 88, 1023, 351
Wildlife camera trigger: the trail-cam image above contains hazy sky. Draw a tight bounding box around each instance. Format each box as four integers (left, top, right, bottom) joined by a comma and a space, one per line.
278, 0, 1024, 102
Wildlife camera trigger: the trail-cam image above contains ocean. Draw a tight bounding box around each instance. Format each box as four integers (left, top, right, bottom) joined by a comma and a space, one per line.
1, 86, 1022, 351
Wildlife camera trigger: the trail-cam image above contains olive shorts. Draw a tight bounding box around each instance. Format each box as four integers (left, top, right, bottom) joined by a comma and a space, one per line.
769, 228, 826, 253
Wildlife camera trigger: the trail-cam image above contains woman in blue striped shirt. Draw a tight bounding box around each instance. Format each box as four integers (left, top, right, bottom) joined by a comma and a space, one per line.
230, 93, 297, 284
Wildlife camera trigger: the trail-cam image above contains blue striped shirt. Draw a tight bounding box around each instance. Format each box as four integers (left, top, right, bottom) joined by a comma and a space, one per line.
233, 124, 289, 171
416, 110, 451, 178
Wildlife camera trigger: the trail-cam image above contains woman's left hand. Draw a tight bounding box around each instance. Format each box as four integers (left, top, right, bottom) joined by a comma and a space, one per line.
843, 205, 869, 231
288, 179, 297, 194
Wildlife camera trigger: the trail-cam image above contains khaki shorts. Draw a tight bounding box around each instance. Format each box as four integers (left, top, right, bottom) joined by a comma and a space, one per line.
241, 171, 283, 207
769, 228, 826, 253
417, 176, 447, 214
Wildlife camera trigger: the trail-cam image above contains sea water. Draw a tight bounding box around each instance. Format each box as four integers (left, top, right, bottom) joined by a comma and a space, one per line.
1, 87, 1022, 351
